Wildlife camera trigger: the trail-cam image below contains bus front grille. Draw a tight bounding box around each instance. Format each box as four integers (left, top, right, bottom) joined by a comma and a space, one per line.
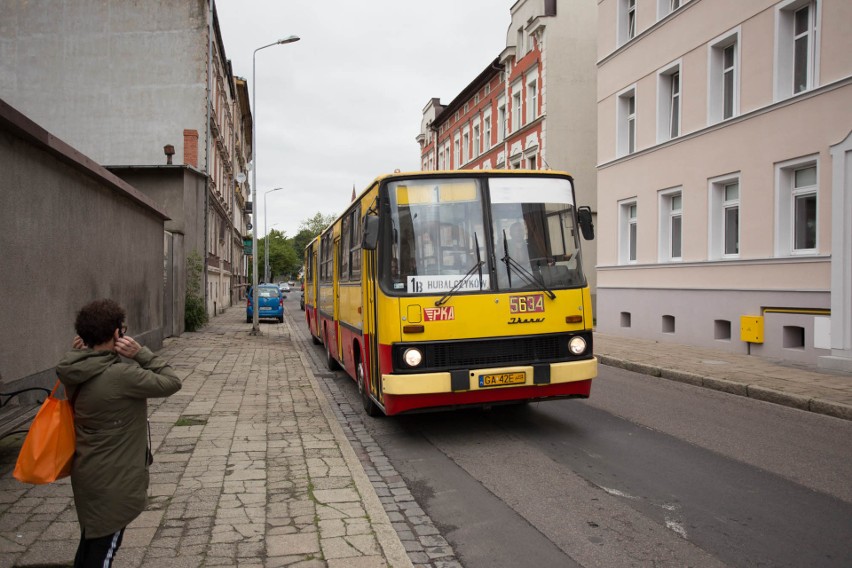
392, 332, 592, 373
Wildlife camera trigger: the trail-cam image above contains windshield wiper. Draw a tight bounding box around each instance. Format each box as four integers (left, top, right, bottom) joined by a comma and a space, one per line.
435, 260, 486, 306
501, 229, 556, 300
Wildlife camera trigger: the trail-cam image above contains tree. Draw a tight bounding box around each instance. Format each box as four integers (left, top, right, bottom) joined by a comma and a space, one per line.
299, 212, 336, 236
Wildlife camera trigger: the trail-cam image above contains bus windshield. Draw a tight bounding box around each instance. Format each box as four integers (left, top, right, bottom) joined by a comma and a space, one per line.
490, 177, 584, 292
383, 175, 585, 295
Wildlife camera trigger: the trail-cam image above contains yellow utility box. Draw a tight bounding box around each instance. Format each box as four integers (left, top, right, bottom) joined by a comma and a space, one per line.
740, 315, 764, 343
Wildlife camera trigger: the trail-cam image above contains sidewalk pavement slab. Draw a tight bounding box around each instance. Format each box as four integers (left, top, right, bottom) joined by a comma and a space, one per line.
0, 306, 412, 568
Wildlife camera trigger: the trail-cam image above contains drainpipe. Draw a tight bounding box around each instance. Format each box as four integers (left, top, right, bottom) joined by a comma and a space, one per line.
204, 0, 214, 316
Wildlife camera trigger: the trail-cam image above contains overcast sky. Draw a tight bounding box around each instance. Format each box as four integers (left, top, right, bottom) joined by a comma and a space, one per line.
215, 0, 514, 238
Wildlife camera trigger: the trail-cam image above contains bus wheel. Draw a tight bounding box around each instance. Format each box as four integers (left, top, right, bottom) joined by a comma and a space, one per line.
357, 358, 380, 417
324, 330, 339, 371
312, 333, 321, 345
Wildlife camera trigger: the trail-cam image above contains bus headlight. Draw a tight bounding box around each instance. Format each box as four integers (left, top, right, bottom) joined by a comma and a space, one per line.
568, 336, 587, 355
403, 348, 423, 367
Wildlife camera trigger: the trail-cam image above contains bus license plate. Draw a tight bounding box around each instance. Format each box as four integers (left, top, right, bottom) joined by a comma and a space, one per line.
479, 372, 526, 388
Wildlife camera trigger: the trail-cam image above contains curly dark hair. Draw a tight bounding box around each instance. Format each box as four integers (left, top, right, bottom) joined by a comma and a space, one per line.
75, 299, 126, 348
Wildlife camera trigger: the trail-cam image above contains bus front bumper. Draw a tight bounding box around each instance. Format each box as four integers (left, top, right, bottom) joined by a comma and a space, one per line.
381, 357, 597, 415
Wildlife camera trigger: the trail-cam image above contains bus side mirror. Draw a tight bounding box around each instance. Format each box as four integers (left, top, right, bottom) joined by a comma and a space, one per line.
362, 215, 379, 250
577, 206, 595, 240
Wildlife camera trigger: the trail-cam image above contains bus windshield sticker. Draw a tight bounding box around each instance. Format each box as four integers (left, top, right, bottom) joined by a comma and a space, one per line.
408, 275, 490, 294
424, 306, 455, 321
489, 177, 574, 205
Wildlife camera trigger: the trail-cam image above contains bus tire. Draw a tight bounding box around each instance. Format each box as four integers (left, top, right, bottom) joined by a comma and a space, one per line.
324, 329, 339, 371
357, 358, 381, 417
312, 333, 321, 345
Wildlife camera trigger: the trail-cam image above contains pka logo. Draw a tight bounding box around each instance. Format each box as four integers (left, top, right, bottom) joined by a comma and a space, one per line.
424, 306, 455, 321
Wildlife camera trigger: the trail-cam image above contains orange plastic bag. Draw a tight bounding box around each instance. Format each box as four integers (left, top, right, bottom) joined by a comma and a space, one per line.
13, 380, 76, 484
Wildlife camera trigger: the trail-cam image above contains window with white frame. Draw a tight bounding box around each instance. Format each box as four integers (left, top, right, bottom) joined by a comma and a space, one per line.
517, 28, 525, 54
462, 129, 470, 164
443, 142, 451, 169
657, 62, 681, 142
497, 97, 507, 142
526, 153, 537, 170
659, 188, 683, 261
775, 0, 819, 100
709, 174, 740, 259
453, 136, 460, 169
473, 123, 481, 158
620, 0, 637, 45
658, 0, 686, 19
483, 114, 492, 151
620, 200, 639, 264
526, 74, 538, 123
709, 30, 739, 124
512, 85, 523, 131
617, 86, 637, 156
776, 156, 818, 255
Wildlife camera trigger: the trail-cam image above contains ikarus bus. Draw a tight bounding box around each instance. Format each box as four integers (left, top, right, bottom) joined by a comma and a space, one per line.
308, 170, 596, 416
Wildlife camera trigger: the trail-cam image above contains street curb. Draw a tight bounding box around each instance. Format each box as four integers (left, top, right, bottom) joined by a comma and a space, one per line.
289, 320, 414, 568
598, 356, 852, 422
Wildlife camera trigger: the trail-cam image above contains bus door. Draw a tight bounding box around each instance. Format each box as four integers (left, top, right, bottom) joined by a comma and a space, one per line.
362, 242, 380, 404
331, 236, 341, 361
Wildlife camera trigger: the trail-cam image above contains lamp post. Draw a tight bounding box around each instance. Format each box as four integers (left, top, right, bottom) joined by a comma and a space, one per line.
250, 35, 300, 335
264, 187, 284, 283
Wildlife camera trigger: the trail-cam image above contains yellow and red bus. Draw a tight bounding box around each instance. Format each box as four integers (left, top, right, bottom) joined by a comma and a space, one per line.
305, 170, 596, 416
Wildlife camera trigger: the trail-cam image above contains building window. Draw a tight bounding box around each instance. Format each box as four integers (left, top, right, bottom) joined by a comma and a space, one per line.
483, 115, 492, 151
617, 86, 637, 156
657, 63, 681, 141
512, 87, 523, 131
497, 98, 507, 142
526, 154, 537, 170
453, 136, 460, 169
473, 124, 481, 158
485, 83, 491, 95
659, 188, 682, 261
709, 174, 740, 259
526, 75, 538, 123
462, 130, 470, 164
620, 0, 637, 45
619, 200, 638, 264
658, 0, 686, 19
775, 0, 819, 99
517, 28, 525, 54
776, 157, 818, 255
709, 30, 739, 123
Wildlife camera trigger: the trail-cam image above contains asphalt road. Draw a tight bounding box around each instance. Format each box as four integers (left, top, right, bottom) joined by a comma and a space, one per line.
286, 297, 852, 567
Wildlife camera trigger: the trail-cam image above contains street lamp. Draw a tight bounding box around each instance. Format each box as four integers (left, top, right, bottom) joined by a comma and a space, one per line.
250, 34, 300, 335
264, 187, 284, 283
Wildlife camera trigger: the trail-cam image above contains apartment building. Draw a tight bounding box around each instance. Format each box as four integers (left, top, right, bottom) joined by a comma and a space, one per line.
417, 0, 599, 303
0, 0, 252, 322
596, 0, 852, 370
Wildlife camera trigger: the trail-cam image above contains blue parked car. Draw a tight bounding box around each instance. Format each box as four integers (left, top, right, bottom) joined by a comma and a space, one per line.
247, 284, 284, 323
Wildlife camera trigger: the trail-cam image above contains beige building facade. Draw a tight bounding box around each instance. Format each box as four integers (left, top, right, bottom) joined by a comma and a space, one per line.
596, 0, 852, 370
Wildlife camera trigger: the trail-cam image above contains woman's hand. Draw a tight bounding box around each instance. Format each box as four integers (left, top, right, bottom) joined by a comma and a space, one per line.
115, 336, 142, 359
72, 336, 86, 350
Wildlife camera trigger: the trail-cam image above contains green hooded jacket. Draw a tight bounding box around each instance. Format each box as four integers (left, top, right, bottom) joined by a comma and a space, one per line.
57, 347, 181, 538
